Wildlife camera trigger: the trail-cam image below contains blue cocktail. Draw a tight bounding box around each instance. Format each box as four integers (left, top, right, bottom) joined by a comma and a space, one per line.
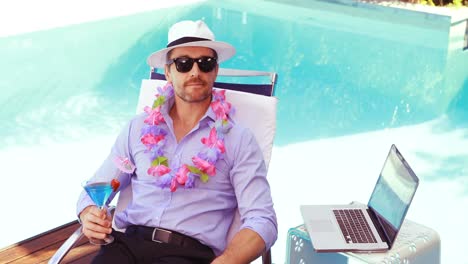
84, 182, 113, 208
82, 180, 116, 245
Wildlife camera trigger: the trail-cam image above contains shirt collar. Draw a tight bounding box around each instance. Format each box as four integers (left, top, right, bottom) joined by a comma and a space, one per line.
160, 93, 217, 126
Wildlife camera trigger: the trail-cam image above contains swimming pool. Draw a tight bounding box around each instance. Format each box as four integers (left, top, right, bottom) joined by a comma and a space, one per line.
0, 0, 467, 262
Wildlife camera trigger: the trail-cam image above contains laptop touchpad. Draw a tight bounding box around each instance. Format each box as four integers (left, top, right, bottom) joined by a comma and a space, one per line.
308, 220, 335, 232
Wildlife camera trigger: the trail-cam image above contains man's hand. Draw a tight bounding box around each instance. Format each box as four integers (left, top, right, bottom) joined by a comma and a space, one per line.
79, 205, 112, 240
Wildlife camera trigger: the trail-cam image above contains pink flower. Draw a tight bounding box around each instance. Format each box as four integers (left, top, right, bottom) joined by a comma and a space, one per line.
215, 139, 225, 154
212, 89, 226, 101
113, 156, 136, 173
211, 100, 231, 120
201, 128, 225, 153
141, 134, 165, 148
192, 156, 216, 176
170, 178, 178, 192
201, 128, 216, 146
144, 106, 164, 125
147, 165, 171, 177
176, 165, 189, 185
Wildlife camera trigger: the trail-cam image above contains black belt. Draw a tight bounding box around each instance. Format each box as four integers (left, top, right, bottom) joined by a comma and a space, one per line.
125, 225, 211, 252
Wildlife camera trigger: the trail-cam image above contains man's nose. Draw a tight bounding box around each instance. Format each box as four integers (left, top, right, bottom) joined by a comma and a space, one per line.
189, 61, 200, 76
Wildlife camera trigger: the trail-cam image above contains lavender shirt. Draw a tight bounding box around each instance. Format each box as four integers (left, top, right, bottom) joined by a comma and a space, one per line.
77, 96, 278, 255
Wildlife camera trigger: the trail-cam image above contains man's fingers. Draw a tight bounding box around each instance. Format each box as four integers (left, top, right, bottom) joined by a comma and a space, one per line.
82, 221, 112, 239
84, 208, 110, 226
81, 206, 112, 239
88, 212, 111, 228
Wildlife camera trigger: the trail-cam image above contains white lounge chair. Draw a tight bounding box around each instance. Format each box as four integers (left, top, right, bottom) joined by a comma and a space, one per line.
49, 67, 278, 264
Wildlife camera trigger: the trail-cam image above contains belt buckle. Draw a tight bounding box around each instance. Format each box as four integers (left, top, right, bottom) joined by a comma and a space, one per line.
152, 228, 172, 243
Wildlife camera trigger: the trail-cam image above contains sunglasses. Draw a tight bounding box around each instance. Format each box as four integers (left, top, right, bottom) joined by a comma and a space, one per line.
169, 56, 218, 73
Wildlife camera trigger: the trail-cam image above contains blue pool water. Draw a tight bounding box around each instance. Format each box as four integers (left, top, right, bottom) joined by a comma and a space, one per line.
2, 1, 466, 148
0, 0, 467, 262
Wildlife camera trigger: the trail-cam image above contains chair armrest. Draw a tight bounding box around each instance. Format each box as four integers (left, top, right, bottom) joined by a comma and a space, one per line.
49, 206, 115, 264
262, 249, 272, 264
48, 225, 84, 264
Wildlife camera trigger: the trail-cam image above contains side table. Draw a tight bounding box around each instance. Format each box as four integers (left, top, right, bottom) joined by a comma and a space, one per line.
286, 219, 440, 264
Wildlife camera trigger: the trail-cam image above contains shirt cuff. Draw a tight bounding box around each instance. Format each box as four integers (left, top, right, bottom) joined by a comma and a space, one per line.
241, 218, 278, 250
76, 191, 94, 223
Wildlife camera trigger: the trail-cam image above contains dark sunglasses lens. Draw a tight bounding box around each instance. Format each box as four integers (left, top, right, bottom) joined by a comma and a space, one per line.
173, 57, 217, 73
174, 58, 194, 73
197, 57, 217, 73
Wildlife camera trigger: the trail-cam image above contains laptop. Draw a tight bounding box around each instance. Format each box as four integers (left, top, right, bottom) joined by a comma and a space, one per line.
300, 144, 419, 252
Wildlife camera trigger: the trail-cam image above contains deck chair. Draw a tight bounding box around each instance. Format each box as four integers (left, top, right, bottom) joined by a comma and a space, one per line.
50, 68, 278, 264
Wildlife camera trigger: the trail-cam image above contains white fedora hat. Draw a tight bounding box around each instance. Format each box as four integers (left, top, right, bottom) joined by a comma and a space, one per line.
147, 20, 236, 68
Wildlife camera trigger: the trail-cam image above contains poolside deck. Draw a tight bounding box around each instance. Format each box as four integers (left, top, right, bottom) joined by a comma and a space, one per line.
0, 223, 272, 264
0, 221, 98, 263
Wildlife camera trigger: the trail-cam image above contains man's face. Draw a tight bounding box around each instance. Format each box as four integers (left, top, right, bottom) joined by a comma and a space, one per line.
165, 46, 219, 103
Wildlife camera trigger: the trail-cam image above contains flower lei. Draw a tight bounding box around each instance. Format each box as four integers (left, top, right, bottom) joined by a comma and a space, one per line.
140, 82, 234, 192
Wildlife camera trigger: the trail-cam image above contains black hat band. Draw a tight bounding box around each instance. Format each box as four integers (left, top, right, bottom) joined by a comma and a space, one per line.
167, 37, 211, 48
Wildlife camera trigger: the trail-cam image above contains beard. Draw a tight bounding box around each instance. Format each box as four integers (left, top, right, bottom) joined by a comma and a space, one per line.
175, 77, 213, 103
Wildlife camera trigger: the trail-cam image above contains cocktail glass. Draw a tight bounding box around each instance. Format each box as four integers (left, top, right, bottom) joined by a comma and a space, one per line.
82, 180, 115, 245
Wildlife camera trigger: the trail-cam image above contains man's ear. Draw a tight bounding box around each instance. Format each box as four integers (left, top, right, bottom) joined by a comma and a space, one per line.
164, 65, 172, 83
214, 64, 219, 76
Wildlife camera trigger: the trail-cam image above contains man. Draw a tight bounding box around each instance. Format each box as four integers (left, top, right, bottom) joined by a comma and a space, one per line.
77, 20, 277, 264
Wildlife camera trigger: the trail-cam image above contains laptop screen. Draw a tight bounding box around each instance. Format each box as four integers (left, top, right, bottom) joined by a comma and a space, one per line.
368, 145, 419, 247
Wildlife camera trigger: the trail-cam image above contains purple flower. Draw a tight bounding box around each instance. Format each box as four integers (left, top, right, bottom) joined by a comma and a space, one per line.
158, 82, 175, 98
141, 125, 167, 137
185, 172, 197, 188
199, 148, 221, 163
156, 172, 173, 188
147, 146, 165, 160
214, 119, 232, 136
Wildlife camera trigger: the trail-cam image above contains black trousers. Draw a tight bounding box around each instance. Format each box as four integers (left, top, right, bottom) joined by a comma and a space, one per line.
92, 229, 215, 264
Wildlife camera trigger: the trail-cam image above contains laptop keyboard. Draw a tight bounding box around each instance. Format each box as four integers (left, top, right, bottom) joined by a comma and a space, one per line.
333, 209, 377, 244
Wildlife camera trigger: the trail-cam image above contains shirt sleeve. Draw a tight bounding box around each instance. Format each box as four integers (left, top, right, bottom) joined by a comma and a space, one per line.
76, 119, 136, 218
229, 127, 278, 250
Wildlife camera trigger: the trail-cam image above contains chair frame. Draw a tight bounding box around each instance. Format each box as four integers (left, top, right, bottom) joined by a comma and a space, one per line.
50, 67, 277, 264
150, 67, 277, 96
